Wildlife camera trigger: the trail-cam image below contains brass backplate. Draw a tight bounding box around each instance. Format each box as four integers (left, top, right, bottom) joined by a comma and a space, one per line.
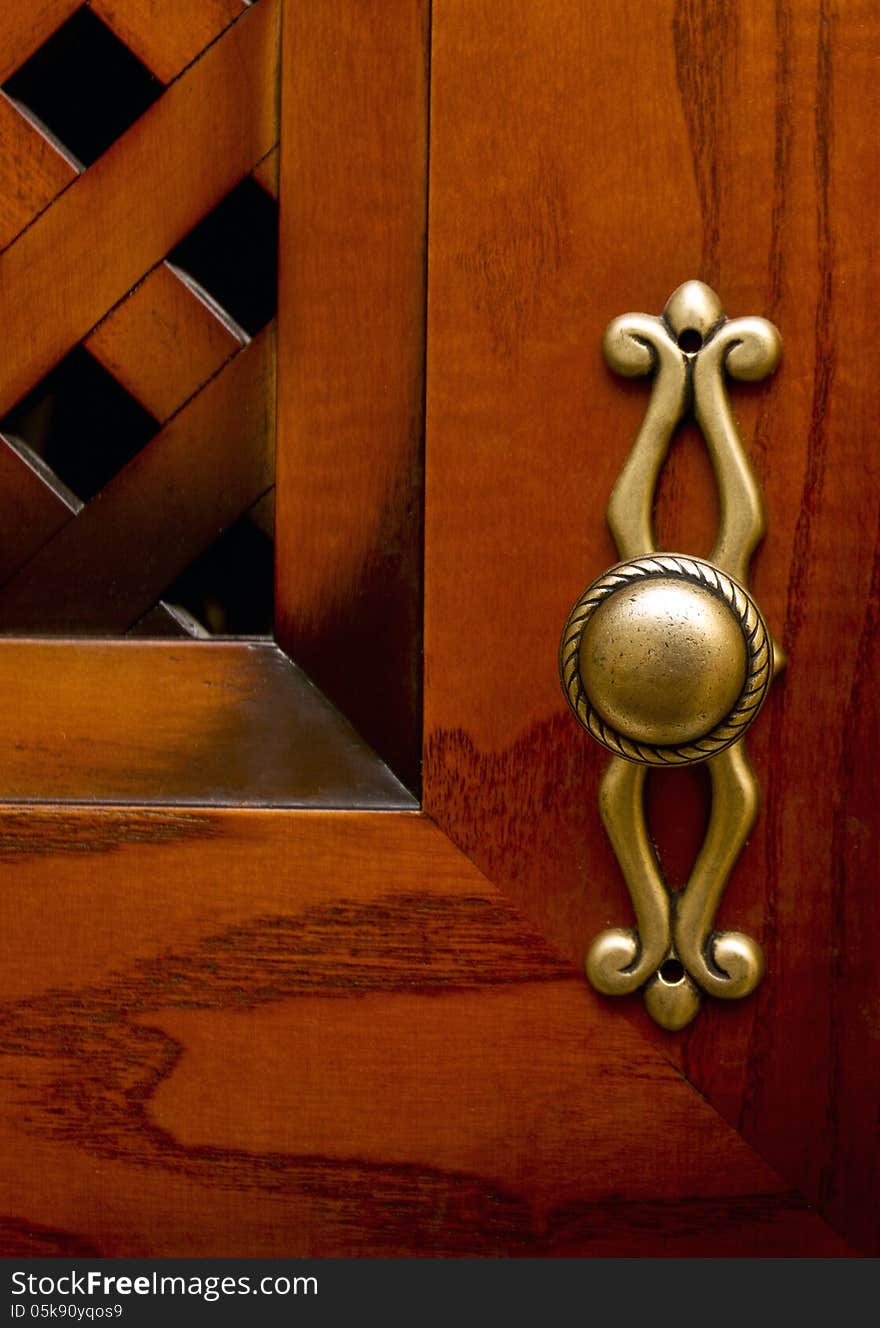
560, 281, 783, 1030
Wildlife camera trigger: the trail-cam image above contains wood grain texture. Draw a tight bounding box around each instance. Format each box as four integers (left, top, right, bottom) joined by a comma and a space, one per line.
0, 329, 273, 632
275, 0, 428, 792
0, 0, 81, 84
424, 0, 880, 1253
0, 808, 848, 1256
0, 642, 412, 806
0, 0, 868, 1262
0, 0, 277, 418
0, 92, 77, 251
0, 437, 75, 585
85, 261, 245, 424
0, 2, 280, 642
89, 0, 245, 84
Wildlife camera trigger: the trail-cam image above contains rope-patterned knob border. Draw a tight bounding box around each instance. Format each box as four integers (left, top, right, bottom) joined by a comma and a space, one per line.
559, 554, 772, 765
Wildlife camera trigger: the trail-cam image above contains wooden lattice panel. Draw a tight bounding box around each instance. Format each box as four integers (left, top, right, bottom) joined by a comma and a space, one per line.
0, 0, 279, 636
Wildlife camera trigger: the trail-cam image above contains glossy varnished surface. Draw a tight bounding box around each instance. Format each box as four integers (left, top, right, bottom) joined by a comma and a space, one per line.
0, 809, 848, 1255
425, 0, 880, 1252
0, 642, 413, 807
88, 0, 244, 85
0, 2, 279, 640
0, 0, 277, 417
85, 260, 245, 425
0, 0, 873, 1260
0, 0, 80, 83
275, 0, 428, 792
0, 331, 274, 633
0, 91, 77, 250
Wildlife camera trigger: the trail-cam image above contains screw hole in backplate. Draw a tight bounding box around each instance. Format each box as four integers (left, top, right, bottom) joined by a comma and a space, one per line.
677, 328, 703, 354
659, 958, 686, 985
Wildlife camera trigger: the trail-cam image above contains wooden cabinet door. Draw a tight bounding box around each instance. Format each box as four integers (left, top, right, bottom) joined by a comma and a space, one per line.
0, 1, 875, 1258
422, 0, 878, 1257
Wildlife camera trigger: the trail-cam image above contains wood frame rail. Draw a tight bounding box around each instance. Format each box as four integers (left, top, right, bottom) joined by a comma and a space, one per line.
0, 0, 874, 1262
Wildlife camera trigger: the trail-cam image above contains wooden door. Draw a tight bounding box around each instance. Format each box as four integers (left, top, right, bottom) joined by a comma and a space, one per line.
0, 1, 875, 1258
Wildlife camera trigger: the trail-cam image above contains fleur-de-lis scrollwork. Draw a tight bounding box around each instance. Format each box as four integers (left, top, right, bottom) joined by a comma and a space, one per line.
560, 281, 784, 1030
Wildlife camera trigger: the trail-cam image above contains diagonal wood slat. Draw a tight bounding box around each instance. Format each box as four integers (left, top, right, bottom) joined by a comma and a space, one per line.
0, 0, 278, 419
0, 250, 263, 601
0, 0, 868, 1259
0, 0, 248, 92
0, 0, 81, 84
89, 0, 246, 85
0, 0, 278, 631
0, 92, 78, 250
0, 438, 75, 585
85, 260, 245, 424
0, 6, 274, 255
0, 328, 274, 633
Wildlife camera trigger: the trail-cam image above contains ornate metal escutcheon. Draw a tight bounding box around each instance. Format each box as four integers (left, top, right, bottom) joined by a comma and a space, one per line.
560, 280, 784, 1031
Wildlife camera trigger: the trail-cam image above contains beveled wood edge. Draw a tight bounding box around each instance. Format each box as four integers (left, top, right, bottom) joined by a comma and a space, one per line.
0, 638, 415, 809
0, 0, 425, 796
0, 3, 862, 1258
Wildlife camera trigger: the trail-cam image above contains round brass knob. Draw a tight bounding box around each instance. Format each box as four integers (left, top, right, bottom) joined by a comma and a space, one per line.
560, 554, 773, 765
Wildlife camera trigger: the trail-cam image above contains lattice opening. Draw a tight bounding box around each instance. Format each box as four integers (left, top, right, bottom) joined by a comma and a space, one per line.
167, 178, 279, 337
161, 507, 275, 637
2, 7, 162, 168
0, 347, 159, 502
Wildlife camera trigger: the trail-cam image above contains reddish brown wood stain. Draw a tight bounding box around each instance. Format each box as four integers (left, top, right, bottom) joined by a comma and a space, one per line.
0, 0, 81, 84
0, 0, 278, 419
275, 0, 428, 792
425, 0, 880, 1254
0, 332, 275, 632
88, 0, 243, 85
0, 811, 849, 1256
0, 1, 279, 634
0, 0, 874, 1259
85, 261, 245, 425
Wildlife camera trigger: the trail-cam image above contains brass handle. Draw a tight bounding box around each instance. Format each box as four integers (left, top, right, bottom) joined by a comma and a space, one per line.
560, 281, 783, 1030
561, 553, 771, 764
